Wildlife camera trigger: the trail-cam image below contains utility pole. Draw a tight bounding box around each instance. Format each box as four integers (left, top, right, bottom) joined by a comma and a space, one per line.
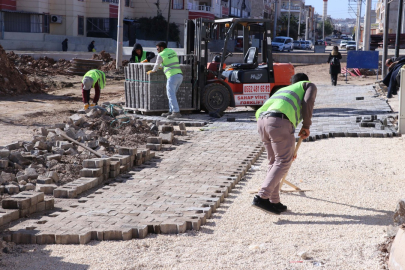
355, 0, 362, 50
287, 0, 291, 37
395, 0, 404, 58
382, 0, 390, 78
305, 11, 309, 40
363, 0, 372, 50
273, 0, 278, 38
298, 7, 301, 36
166, 0, 172, 45
116, 0, 124, 69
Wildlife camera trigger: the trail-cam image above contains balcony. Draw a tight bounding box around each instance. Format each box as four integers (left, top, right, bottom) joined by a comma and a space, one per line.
280, 5, 301, 12
187, 4, 212, 12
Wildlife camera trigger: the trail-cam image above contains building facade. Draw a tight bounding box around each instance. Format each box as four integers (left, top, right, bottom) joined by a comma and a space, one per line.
375, 0, 405, 34
0, 0, 253, 49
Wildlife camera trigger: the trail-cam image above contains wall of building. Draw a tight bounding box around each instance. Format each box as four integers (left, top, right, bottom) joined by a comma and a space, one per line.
17, 0, 49, 13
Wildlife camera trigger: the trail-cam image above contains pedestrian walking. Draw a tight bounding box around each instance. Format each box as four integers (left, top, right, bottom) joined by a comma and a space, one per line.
252, 73, 317, 215
81, 69, 106, 110
147, 42, 183, 119
129, 43, 156, 63
327, 46, 342, 86
62, 39, 68, 52
88, 41, 96, 52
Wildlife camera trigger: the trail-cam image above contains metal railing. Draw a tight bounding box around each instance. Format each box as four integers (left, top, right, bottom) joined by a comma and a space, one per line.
173, 3, 184, 9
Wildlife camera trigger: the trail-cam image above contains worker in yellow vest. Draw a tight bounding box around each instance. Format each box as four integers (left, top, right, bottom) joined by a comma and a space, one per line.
146, 42, 183, 119
82, 69, 106, 110
129, 43, 156, 63
252, 73, 317, 215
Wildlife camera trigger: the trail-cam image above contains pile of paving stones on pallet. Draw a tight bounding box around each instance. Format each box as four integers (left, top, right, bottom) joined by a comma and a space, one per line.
124, 64, 194, 111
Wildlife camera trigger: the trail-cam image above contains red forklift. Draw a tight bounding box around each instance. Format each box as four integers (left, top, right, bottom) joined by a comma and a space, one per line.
185, 18, 295, 113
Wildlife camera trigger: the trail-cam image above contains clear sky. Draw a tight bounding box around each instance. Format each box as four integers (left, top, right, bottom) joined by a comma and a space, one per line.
304, 0, 379, 20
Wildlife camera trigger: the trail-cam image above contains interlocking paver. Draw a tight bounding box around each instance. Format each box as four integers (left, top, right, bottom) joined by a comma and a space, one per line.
1, 84, 397, 244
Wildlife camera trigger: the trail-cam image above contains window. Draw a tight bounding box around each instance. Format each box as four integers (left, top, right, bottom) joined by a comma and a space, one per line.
78, 16, 84, 35
87, 18, 110, 37
3, 12, 49, 33
125, 0, 129, 7
173, 0, 184, 9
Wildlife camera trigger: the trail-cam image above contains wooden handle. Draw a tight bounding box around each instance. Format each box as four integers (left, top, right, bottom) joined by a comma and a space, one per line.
279, 137, 304, 191
55, 128, 102, 158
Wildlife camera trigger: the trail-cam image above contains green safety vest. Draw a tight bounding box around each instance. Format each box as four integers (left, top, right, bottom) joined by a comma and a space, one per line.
135, 51, 147, 63
82, 69, 106, 89
159, 48, 182, 78
255, 81, 309, 128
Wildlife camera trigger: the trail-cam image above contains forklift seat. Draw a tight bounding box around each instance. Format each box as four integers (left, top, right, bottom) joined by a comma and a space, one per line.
230, 47, 259, 69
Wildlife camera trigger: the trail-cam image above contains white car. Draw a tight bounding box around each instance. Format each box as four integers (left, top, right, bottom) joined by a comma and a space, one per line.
340, 40, 348, 49
346, 41, 356, 50
272, 37, 293, 52
303, 40, 313, 50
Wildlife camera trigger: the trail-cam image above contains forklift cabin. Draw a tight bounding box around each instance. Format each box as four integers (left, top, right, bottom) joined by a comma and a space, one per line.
185, 18, 295, 113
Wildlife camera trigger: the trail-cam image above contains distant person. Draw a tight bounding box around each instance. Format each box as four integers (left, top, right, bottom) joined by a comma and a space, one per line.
62, 39, 68, 52
81, 69, 106, 110
327, 46, 342, 86
88, 41, 96, 52
129, 43, 156, 63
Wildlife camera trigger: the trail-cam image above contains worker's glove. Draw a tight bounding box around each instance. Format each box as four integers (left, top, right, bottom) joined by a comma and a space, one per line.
141, 59, 148, 63
146, 70, 155, 75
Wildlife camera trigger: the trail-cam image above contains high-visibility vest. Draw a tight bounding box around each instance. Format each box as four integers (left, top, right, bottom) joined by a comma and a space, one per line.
159, 48, 182, 78
255, 81, 309, 128
82, 69, 106, 89
135, 51, 147, 63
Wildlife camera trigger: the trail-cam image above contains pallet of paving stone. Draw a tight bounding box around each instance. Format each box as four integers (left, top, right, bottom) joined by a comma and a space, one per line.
124, 63, 196, 112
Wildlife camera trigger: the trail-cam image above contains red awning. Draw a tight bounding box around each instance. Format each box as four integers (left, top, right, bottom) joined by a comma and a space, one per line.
189, 11, 215, 20
0, 0, 17, 11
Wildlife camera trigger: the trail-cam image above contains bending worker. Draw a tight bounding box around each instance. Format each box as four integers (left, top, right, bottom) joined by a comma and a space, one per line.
147, 42, 183, 119
81, 69, 106, 110
129, 43, 156, 63
252, 73, 317, 215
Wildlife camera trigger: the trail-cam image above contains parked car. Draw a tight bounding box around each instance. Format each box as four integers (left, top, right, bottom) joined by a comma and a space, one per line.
303, 40, 313, 50
272, 36, 293, 52
340, 40, 348, 49
293, 40, 304, 49
346, 41, 356, 50
341, 34, 348, 40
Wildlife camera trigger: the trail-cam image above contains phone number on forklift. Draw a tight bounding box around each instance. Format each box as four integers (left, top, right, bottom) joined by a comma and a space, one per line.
243, 83, 271, 94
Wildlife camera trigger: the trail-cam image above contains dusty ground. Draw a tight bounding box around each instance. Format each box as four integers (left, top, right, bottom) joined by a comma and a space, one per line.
0, 79, 125, 146
1, 136, 404, 270
0, 63, 399, 270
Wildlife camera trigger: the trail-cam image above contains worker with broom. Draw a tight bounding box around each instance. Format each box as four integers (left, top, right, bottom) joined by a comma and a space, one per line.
81, 69, 106, 110
252, 73, 317, 215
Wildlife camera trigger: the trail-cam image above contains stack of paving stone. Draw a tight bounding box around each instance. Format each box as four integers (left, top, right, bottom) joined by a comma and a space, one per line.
124, 63, 194, 111
174, 123, 187, 136
146, 137, 163, 151
1, 191, 54, 225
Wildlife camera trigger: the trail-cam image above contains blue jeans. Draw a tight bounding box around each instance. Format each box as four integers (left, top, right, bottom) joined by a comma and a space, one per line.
166, 74, 183, 113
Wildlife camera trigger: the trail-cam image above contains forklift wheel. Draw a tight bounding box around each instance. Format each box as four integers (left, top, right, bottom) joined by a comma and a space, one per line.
202, 83, 230, 114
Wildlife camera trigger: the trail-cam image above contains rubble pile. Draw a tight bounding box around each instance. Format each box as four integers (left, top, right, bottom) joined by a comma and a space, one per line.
92, 50, 129, 72
0, 104, 158, 198
7, 52, 72, 76
0, 45, 41, 95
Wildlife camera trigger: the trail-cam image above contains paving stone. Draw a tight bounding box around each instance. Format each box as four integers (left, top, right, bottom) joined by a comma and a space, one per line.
80, 168, 103, 178
159, 132, 174, 144
83, 159, 104, 168
0, 149, 10, 158
147, 137, 162, 144
178, 123, 186, 130
37, 184, 58, 195
3, 142, 20, 151
118, 148, 137, 156
146, 144, 162, 151
159, 125, 174, 132
5, 185, 19, 195
34, 141, 48, 150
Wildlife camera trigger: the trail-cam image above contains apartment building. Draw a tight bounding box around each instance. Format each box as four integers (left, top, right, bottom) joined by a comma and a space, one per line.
0, 0, 252, 51
375, 0, 404, 34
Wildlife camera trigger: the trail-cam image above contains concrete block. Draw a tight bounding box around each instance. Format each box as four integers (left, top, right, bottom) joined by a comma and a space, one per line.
53, 187, 77, 198
110, 170, 120, 178
36, 201, 45, 212
45, 171, 59, 183
45, 198, 54, 210
37, 184, 58, 195
146, 144, 162, 151
83, 159, 104, 168
25, 183, 36, 191
159, 132, 174, 144
110, 155, 130, 165
34, 141, 48, 150
4, 142, 20, 150
79, 231, 92, 245
118, 147, 137, 156
0, 149, 10, 158
80, 168, 103, 178
103, 230, 123, 241
36, 234, 55, 245
146, 137, 162, 144
110, 161, 120, 171
55, 234, 80, 244
0, 209, 19, 225
0, 159, 9, 168
159, 125, 174, 132
5, 185, 19, 195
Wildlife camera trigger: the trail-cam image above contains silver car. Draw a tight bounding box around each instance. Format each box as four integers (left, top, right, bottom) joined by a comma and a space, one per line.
303, 40, 313, 50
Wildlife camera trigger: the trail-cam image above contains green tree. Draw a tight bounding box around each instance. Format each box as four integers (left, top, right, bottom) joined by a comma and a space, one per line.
316, 19, 333, 37
277, 14, 300, 40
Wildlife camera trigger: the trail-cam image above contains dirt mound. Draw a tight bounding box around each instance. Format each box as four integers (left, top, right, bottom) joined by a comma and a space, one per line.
0, 45, 41, 96
7, 51, 72, 76
92, 51, 129, 72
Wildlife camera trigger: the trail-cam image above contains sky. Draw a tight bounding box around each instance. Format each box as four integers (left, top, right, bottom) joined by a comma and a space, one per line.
304, 0, 379, 20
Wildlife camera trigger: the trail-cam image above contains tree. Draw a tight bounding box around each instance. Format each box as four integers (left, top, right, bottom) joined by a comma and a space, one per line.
277, 14, 300, 40
136, 15, 180, 42
316, 19, 333, 38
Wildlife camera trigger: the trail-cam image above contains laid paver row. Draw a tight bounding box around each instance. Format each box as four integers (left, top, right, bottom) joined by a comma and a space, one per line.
2, 129, 264, 244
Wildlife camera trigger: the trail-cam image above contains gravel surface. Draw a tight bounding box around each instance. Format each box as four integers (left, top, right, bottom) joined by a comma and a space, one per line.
2, 136, 404, 270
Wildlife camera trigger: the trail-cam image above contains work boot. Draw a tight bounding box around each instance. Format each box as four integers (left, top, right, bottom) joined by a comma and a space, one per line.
167, 112, 182, 119
270, 202, 287, 212
251, 195, 281, 215
83, 104, 90, 110
90, 103, 97, 107
161, 112, 171, 117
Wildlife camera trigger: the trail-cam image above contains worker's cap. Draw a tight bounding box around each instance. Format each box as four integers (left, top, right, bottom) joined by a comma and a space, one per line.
82, 76, 94, 90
